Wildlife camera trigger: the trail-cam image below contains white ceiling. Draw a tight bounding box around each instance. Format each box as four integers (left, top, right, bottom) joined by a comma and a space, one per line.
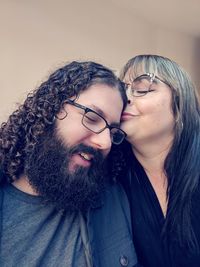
111, 0, 200, 38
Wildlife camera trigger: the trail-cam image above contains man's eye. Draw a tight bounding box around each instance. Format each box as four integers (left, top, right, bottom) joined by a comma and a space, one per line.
84, 113, 101, 124
84, 116, 97, 123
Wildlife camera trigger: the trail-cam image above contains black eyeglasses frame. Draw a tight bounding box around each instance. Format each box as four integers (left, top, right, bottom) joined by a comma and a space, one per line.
61, 99, 126, 145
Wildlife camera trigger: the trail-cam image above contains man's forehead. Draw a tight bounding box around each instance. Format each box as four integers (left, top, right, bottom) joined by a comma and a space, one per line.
76, 85, 123, 123
87, 104, 105, 117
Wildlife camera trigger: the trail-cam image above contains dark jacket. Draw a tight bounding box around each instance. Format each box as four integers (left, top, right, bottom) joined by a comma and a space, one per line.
82, 183, 138, 267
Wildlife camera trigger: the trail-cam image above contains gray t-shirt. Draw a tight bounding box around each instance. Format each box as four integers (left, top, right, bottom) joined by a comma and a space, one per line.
0, 184, 87, 267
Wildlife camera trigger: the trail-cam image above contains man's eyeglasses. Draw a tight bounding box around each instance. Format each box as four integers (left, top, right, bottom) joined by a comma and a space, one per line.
62, 99, 126, 145
125, 73, 170, 97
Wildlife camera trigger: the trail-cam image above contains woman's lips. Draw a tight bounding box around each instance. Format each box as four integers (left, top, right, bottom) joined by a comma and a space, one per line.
123, 112, 134, 116
121, 112, 139, 122
121, 112, 135, 121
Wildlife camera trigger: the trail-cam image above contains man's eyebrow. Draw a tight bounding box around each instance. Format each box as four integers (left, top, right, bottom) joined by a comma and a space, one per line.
88, 104, 105, 117
88, 104, 120, 127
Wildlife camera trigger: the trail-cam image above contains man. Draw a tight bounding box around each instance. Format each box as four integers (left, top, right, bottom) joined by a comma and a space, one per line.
0, 61, 138, 266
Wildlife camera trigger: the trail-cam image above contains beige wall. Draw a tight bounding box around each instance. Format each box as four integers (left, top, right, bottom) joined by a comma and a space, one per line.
0, 0, 199, 122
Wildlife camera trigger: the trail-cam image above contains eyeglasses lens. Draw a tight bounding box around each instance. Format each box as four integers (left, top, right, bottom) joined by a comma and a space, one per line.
131, 75, 152, 97
83, 111, 106, 133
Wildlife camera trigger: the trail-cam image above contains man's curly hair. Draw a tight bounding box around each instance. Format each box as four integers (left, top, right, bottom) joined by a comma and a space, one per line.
0, 61, 127, 183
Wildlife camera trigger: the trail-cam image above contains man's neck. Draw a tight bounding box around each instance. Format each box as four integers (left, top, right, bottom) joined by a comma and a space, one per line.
12, 175, 38, 196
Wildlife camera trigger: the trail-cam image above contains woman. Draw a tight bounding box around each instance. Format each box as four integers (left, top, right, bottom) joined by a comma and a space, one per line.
111, 55, 200, 267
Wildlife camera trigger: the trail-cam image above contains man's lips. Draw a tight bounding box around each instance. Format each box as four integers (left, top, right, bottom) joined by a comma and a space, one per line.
67, 144, 104, 172
68, 153, 93, 172
79, 152, 93, 161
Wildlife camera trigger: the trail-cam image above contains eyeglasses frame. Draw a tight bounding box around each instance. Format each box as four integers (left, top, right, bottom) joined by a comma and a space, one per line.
61, 99, 127, 144
125, 73, 171, 97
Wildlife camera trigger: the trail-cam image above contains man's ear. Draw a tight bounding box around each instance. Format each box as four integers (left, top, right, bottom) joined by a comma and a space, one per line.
55, 108, 68, 120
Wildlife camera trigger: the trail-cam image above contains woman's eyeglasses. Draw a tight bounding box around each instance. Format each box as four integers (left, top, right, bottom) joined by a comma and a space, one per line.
125, 73, 170, 97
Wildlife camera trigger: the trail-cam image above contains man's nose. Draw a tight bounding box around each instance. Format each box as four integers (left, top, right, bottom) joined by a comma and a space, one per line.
89, 128, 112, 154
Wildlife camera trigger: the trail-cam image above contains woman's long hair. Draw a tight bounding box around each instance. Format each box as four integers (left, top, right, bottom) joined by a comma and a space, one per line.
120, 54, 200, 251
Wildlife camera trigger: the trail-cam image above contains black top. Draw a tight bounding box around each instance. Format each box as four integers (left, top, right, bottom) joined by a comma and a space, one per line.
120, 152, 200, 267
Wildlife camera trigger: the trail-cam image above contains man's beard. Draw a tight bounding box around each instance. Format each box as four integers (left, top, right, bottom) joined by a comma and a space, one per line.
24, 129, 108, 212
